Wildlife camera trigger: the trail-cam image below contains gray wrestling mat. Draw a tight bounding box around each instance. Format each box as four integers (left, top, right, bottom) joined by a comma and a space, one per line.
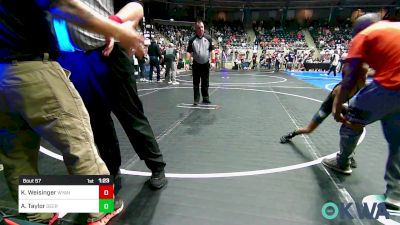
0, 70, 393, 225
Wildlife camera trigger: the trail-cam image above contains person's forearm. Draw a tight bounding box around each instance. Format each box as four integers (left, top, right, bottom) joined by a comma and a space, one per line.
50, 0, 124, 39
341, 61, 363, 103
332, 85, 346, 112
115, 2, 143, 23
339, 76, 357, 103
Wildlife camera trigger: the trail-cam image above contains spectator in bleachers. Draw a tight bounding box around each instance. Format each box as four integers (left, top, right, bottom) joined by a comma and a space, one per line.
148, 38, 162, 82
138, 53, 147, 82
274, 54, 282, 72
285, 51, 296, 71
327, 50, 340, 77
164, 43, 179, 85
252, 53, 258, 70
221, 49, 227, 70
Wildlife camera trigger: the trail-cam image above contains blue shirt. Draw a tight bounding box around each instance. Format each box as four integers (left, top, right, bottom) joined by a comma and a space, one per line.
0, 0, 59, 60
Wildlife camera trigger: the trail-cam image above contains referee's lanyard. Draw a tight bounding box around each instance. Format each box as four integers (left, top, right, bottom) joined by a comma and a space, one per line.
52, 18, 82, 52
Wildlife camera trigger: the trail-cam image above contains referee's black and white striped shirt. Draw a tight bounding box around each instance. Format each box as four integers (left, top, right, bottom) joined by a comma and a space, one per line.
67, 0, 114, 51
187, 34, 213, 64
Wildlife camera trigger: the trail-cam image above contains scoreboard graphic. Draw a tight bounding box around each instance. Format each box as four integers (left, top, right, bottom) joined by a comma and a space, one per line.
18, 176, 114, 213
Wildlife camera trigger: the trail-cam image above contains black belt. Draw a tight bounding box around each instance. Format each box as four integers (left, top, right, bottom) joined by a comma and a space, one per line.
0, 53, 55, 63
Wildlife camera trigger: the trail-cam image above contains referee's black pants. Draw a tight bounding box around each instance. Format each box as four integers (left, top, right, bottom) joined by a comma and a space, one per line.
58, 44, 166, 176
192, 61, 210, 103
328, 65, 337, 77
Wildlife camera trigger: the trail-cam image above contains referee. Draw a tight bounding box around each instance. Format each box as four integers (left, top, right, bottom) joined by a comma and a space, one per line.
186, 20, 214, 105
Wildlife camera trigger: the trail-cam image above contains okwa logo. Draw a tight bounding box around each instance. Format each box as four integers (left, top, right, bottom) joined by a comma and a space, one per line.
322, 202, 390, 220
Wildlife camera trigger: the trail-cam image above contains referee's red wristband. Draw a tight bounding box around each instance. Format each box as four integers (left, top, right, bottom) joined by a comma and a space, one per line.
108, 15, 123, 24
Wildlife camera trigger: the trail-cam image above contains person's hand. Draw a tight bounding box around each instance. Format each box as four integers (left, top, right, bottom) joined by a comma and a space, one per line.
332, 104, 364, 130
117, 21, 144, 58
133, 44, 145, 59
133, 40, 145, 59
102, 37, 114, 56
332, 104, 346, 123
343, 121, 364, 131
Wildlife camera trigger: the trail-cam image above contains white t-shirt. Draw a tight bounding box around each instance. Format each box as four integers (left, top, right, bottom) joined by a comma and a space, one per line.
331, 54, 339, 66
